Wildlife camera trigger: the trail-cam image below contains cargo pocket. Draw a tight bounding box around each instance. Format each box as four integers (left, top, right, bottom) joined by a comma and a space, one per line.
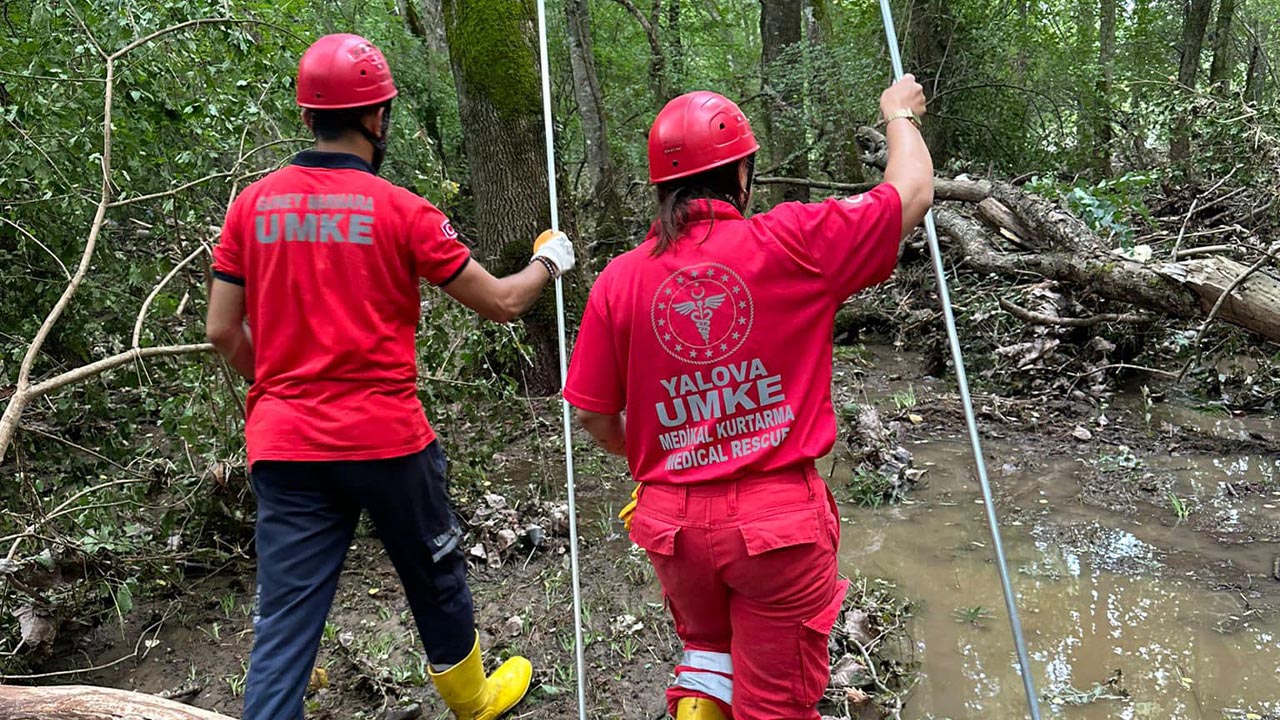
628, 512, 680, 556
798, 577, 851, 704
738, 506, 822, 556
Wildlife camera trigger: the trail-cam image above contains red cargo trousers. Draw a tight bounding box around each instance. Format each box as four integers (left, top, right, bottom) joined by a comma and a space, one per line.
629, 465, 849, 720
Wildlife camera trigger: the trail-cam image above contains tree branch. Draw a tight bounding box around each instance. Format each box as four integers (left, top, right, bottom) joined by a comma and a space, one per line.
755, 175, 993, 202
132, 244, 211, 347
111, 18, 249, 60
28, 344, 214, 398
998, 297, 1152, 327
0, 17, 289, 462
0, 216, 69, 280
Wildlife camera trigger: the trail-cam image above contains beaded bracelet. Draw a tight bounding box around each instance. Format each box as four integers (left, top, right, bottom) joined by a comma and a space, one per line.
532, 255, 558, 279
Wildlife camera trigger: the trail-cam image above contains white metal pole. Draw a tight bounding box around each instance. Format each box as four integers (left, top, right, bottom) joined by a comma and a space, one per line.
876, 2, 1043, 718
533, 0, 589, 718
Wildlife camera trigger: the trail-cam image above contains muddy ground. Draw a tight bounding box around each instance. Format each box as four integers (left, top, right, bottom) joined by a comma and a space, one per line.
34, 344, 1280, 719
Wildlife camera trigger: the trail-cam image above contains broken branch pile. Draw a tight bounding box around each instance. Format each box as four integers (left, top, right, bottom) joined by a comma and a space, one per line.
761, 127, 1280, 345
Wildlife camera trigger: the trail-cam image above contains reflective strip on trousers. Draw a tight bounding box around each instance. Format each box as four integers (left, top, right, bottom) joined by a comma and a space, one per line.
674, 670, 733, 705
681, 649, 733, 675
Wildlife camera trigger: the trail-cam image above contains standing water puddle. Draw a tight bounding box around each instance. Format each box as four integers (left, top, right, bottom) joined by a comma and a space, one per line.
829, 439, 1280, 719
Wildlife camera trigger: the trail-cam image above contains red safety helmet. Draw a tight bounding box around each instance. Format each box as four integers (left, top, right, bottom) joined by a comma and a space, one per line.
648, 91, 759, 184
296, 34, 398, 110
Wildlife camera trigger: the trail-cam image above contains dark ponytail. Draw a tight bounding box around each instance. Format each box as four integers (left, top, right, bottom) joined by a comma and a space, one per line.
652, 154, 755, 255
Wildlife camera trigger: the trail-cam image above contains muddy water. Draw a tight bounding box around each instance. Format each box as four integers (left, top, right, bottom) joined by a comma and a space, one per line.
828, 439, 1280, 719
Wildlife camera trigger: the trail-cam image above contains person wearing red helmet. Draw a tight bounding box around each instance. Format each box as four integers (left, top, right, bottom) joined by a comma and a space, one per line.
564, 79, 932, 719
205, 34, 574, 720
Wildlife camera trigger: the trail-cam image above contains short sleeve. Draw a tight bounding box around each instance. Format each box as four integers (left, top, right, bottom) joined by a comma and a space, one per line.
762, 183, 903, 301
564, 288, 625, 415
404, 195, 471, 286
212, 199, 246, 285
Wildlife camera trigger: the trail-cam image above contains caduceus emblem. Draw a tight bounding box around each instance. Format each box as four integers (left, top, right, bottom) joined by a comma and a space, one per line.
673, 287, 727, 342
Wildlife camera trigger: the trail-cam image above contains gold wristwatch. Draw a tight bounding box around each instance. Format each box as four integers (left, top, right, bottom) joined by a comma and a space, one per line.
882, 108, 922, 128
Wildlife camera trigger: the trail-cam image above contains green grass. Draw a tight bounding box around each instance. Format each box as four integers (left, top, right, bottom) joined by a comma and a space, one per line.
954, 606, 994, 628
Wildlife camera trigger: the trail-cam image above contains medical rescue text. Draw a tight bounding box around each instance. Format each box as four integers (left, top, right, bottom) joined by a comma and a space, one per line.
655, 358, 796, 471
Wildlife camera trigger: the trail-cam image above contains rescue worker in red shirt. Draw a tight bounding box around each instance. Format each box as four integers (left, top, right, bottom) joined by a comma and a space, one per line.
564, 78, 932, 719
205, 34, 575, 720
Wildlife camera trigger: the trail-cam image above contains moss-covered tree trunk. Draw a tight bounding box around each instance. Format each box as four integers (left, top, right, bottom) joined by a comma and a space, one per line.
1095, 0, 1116, 175
1075, 0, 1097, 161
1171, 0, 1214, 167
1243, 23, 1267, 105
442, 0, 569, 394
565, 0, 628, 266
803, 0, 863, 185
760, 0, 809, 204
906, 0, 956, 166
1208, 0, 1237, 94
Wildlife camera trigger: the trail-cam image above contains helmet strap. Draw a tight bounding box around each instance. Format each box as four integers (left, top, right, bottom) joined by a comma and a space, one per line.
356, 101, 393, 174
738, 155, 756, 212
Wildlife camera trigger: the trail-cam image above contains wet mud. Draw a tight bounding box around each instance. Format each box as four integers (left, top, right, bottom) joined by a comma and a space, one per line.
34, 346, 1280, 719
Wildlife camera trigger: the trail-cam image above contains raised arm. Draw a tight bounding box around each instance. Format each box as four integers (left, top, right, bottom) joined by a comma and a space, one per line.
441, 230, 575, 323
880, 74, 934, 237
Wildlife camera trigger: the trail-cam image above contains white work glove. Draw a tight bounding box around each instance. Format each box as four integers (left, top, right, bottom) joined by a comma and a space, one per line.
532, 230, 576, 278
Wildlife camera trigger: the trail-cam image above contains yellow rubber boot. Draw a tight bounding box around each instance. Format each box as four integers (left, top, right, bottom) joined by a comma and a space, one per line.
676, 696, 728, 719
429, 634, 532, 720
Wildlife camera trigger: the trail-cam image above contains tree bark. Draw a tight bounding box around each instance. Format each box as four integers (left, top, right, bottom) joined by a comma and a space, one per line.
801, 0, 864, 184
667, 0, 684, 87
612, 0, 670, 104
441, 0, 563, 393
906, 0, 956, 165
565, 0, 613, 200
1076, 0, 1097, 157
1208, 0, 1237, 94
401, 0, 451, 164
847, 127, 1280, 343
932, 206, 1280, 343
564, 0, 628, 263
402, 0, 447, 56
0, 685, 236, 720
1095, 0, 1116, 175
760, 0, 809, 203
1171, 0, 1214, 165
1244, 23, 1266, 104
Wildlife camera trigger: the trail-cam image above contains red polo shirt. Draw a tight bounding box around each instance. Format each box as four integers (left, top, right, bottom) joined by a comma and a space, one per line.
564, 184, 902, 484
212, 151, 471, 466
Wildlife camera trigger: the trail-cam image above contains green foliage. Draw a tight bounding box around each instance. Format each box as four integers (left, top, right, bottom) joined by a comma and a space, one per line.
0, 0, 502, 674
1028, 171, 1159, 248
841, 466, 907, 509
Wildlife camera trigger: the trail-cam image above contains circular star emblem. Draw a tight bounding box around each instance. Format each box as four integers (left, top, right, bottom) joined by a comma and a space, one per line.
652, 263, 754, 365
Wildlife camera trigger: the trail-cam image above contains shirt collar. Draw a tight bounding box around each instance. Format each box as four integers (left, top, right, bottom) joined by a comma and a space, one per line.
291, 150, 376, 174
682, 198, 744, 222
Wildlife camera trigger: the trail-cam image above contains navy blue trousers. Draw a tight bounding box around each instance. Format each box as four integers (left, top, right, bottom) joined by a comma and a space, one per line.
242, 441, 475, 720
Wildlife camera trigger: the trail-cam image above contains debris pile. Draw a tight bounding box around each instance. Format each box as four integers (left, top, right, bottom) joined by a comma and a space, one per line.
821, 575, 918, 720
457, 492, 570, 568
840, 403, 922, 506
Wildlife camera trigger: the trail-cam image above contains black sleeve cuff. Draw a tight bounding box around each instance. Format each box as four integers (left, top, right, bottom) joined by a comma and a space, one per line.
213, 270, 245, 286
437, 254, 471, 287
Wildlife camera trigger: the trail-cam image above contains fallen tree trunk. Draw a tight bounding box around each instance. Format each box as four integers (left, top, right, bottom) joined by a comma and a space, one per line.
802, 126, 1280, 344
931, 205, 1280, 343
0, 685, 236, 720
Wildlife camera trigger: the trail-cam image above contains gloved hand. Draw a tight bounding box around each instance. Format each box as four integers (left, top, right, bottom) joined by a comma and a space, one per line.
532, 230, 576, 278
618, 484, 639, 532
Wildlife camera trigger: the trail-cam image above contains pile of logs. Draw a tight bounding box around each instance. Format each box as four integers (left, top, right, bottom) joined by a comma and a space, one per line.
759, 127, 1280, 344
